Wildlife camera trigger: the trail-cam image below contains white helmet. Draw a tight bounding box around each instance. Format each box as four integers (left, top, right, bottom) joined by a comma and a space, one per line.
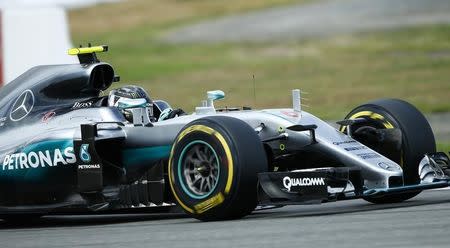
108, 85, 154, 123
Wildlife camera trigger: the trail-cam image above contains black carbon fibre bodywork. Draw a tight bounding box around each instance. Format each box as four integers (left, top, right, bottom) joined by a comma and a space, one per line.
0, 63, 115, 128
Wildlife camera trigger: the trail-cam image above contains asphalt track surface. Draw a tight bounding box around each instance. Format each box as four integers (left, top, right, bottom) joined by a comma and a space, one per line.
164, 0, 450, 43
2, 189, 450, 248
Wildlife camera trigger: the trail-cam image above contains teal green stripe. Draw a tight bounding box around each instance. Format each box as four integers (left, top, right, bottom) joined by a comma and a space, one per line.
122, 145, 171, 167
22, 139, 73, 153
1, 139, 73, 180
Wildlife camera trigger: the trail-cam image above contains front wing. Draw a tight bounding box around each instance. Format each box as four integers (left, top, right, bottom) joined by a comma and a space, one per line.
257, 160, 450, 206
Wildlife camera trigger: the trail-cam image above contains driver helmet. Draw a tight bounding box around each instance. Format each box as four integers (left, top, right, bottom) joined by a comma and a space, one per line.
108, 85, 153, 122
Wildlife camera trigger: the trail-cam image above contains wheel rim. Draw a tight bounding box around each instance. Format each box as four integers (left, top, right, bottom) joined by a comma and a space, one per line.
344, 111, 404, 167
178, 140, 220, 199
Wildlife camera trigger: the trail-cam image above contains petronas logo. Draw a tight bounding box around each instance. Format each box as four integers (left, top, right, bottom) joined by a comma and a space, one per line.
80, 144, 91, 163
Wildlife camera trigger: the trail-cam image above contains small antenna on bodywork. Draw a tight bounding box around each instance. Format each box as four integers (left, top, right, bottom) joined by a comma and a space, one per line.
253, 74, 256, 107
292, 89, 301, 114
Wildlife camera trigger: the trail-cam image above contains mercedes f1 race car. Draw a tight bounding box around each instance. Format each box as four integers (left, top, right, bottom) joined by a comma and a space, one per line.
0, 45, 449, 221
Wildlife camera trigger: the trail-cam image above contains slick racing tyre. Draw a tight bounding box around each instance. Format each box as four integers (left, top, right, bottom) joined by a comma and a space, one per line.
341, 99, 436, 203
168, 116, 268, 221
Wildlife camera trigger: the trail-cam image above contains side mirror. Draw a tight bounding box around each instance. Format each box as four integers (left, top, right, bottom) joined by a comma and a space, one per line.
207, 90, 225, 101
195, 90, 226, 115
206, 90, 225, 108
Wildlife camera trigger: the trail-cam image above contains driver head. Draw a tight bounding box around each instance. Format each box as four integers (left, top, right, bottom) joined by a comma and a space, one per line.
108, 85, 153, 123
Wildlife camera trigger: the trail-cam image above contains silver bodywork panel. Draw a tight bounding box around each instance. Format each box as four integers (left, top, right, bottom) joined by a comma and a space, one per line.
0, 104, 403, 191
152, 107, 403, 189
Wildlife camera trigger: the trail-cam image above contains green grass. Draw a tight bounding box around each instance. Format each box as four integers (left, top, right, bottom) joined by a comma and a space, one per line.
438, 143, 450, 153
69, 0, 310, 38
69, 1, 450, 121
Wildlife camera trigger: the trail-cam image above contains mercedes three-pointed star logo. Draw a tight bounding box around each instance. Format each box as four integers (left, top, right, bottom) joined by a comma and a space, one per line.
10, 90, 35, 121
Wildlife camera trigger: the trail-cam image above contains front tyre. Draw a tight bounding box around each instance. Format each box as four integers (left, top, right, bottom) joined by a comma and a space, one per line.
168, 116, 268, 221
341, 99, 436, 203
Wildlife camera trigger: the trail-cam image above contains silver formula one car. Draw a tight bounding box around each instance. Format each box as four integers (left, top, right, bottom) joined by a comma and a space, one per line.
0, 46, 449, 221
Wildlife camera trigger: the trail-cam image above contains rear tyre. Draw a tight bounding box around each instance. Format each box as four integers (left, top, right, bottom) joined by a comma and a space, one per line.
341, 99, 436, 203
168, 116, 268, 221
